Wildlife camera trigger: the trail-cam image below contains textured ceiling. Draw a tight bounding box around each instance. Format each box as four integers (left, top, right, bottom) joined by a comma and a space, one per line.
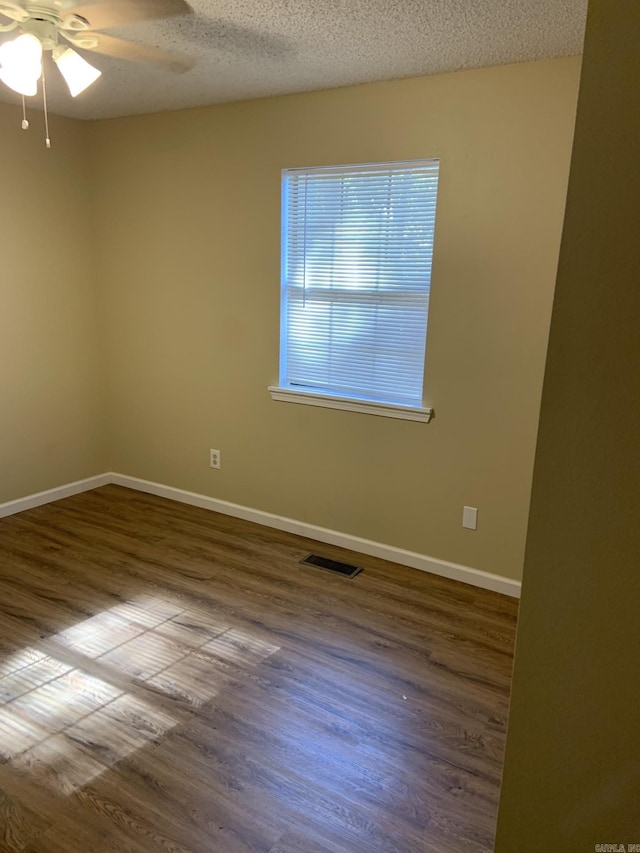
0, 0, 587, 121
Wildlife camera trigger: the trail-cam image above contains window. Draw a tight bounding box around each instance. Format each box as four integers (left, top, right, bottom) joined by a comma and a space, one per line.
270, 159, 439, 422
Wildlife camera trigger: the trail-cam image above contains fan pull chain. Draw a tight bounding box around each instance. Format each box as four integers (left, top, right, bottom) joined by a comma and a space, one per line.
41, 64, 51, 148
21, 96, 29, 131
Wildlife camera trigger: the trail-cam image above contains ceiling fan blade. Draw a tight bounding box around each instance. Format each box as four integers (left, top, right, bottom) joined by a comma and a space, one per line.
0, 1, 29, 23
62, 0, 192, 32
66, 31, 195, 71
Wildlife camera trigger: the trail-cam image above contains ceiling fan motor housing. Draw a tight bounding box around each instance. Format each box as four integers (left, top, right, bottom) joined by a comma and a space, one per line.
21, 16, 60, 49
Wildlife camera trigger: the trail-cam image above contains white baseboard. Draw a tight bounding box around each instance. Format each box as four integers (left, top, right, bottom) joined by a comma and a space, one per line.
0, 472, 521, 598
0, 473, 112, 520
111, 473, 521, 598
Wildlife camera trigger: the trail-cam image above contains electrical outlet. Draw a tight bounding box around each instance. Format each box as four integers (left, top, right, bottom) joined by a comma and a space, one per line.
209, 449, 221, 469
463, 506, 478, 530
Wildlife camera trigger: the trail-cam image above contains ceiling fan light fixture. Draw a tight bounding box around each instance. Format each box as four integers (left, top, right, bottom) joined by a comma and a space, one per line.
0, 65, 38, 96
0, 32, 43, 96
54, 46, 101, 97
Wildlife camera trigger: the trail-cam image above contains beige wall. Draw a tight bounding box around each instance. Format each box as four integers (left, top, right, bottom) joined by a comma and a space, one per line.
496, 0, 640, 846
0, 104, 108, 504
0, 58, 580, 582
91, 57, 580, 581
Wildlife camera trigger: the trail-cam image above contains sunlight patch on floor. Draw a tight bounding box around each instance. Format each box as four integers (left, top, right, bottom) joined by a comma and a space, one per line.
0, 594, 279, 796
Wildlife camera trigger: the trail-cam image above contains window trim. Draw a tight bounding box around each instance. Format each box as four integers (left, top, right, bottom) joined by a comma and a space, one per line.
276, 158, 440, 420
268, 385, 434, 422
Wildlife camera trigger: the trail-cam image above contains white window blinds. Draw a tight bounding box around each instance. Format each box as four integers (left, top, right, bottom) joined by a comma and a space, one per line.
280, 159, 440, 408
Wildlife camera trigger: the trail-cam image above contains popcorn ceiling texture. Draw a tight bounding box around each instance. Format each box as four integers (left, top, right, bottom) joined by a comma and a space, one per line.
0, 0, 587, 119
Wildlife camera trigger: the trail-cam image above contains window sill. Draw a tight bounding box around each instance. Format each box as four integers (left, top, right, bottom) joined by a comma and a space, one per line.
268, 387, 433, 422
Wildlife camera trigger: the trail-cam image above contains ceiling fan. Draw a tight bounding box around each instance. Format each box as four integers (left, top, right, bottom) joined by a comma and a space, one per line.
0, 0, 194, 142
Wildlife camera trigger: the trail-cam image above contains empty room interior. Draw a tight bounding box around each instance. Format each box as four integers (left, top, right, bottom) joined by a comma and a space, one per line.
0, 0, 638, 850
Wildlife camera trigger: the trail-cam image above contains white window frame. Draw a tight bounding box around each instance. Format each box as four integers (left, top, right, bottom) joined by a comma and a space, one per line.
269, 159, 439, 422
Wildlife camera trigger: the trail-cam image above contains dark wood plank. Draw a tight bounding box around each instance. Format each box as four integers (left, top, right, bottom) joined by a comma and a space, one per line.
0, 484, 518, 852
268, 830, 340, 853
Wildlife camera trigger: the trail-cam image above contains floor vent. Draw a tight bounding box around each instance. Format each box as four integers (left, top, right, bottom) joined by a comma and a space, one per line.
300, 553, 362, 578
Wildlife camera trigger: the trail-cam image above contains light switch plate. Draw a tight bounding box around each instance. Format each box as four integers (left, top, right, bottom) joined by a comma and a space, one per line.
463, 506, 478, 530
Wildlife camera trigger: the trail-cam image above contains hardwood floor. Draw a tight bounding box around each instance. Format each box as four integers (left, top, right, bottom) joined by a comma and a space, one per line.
0, 485, 518, 852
